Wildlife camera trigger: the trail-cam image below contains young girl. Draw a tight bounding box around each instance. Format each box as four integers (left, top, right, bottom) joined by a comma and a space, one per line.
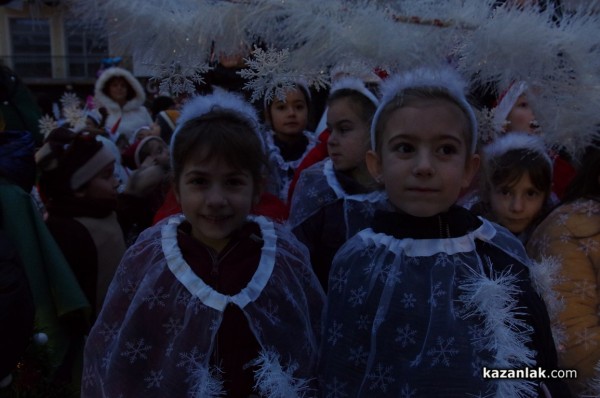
319, 67, 568, 397
493, 81, 576, 199
470, 132, 555, 244
263, 83, 318, 202
82, 90, 325, 398
94, 67, 153, 142
527, 143, 600, 396
288, 77, 385, 290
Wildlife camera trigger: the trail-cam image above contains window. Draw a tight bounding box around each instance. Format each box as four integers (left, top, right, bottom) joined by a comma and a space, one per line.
9, 18, 52, 78
65, 20, 109, 78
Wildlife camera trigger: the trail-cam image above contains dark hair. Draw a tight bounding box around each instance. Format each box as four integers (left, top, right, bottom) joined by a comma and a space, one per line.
562, 143, 600, 203
327, 89, 377, 125
102, 76, 135, 102
373, 87, 475, 156
264, 85, 313, 129
138, 137, 166, 166
171, 112, 268, 190
482, 148, 553, 204
150, 95, 175, 120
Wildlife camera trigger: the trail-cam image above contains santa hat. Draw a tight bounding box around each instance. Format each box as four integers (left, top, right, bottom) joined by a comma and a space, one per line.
483, 131, 552, 170
134, 136, 165, 167
156, 109, 180, 143
371, 66, 478, 152
492, 81, 528, 132
36, 129, 115, 198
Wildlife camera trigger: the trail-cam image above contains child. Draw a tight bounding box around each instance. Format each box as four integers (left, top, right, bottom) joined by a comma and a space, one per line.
118, 135, 172, 245
288, 77, 385, 290
470, 132, 555, 244
82, 90, 325, 397
319, 67, 568, 397
493, 81, 576, 199
527, 143, 600, 396
263, 83, 318, 202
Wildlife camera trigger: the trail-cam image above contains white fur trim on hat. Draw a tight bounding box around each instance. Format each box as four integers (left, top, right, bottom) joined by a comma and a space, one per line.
370, 66, 478, 153
70, 143, 116, 190
94, 67, 147, 112
130, 125, 152, 144
135, 136, 164, 167
170, 88, 265, 167
493, 81, 527, 132
329, 76, 379, 107
483, 131, 552, 169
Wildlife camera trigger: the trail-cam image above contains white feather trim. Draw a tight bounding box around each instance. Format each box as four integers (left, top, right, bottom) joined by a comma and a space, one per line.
527, 256, 566, 352
249, 350, 312, 398
459, 262, 537, 398
94, 66, 146, 111
371, 66, 478, 152
170, 87, 263, 151
329, 76, 379, 107
482, 132, 553, 168
189, 365, 225, 398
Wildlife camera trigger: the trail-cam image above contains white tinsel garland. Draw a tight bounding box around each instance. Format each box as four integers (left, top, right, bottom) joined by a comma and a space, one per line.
249, 350, 312, 398
459, 262, 537, 398
65, 0, 600, 156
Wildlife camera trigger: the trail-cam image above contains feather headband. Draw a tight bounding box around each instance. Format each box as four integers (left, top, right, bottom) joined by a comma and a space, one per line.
483, 132, 552, 170
370, 66, 478, 152
170, 88, 265, 162
329, 76, 379, 107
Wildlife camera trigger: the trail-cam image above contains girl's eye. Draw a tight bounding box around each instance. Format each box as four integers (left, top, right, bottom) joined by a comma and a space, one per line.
438, 144, 458, 155
392, 143, 414, 153
499, 187, 512, 196
226, 178, 246, 187
189, 178, 208, 186
526, 189, 541, 197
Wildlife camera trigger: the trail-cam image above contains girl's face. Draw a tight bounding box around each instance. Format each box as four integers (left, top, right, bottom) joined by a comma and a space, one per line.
108, 78, 129, 105
505, 94, 540, 134
366, 101, 479, 217
175, 152, 258, 252
326, 98, 371, 172
77, 162, 119, 201
268, 88, 308, 141
489, 172, 545, 234
144, 139, 170, 168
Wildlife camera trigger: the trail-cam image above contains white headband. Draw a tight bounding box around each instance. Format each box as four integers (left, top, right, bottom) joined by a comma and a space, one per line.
370, 67, 478, 153
170, 88, 265, 168
483, 131, 552, 169
329, 76, 379, 107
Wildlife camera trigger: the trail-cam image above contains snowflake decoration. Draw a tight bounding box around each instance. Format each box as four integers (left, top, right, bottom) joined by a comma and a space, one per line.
39, 114, 59, 138
428, 281, 446, 307
356, 314, 371, 331
98, 321, 119, 342
475, 107, 497, 145
63, 103, 87, 131
348, 286, 367, 307
177, 346, 206, 374
120, 338, 152, 364
143, 286, 169, 310
149, 61, 210, 96
330, 267, 350, 294
401, 293, 416, 309
400, 383, 417, 398
325, 377, 348, 398
327, 320, 344, 346
239, 46, 329, 103
348, 345, 368, 366
162, 317, 183, 336
367, 363, 396, 393
82, 366, 95, 388
427, 336, 459, 367
144, 369, 164, 388
395, 324, 417, 348
60, 92, 81, 109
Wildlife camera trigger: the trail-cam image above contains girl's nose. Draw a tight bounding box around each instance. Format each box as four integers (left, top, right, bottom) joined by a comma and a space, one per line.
413, 152, 434, 177
509, 195, 524, 212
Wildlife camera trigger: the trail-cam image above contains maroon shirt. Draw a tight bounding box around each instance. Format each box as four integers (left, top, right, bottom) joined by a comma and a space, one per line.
177, 221, 263, 397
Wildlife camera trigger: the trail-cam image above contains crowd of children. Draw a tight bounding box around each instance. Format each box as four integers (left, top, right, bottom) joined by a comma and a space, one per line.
2, 43, 600, 397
